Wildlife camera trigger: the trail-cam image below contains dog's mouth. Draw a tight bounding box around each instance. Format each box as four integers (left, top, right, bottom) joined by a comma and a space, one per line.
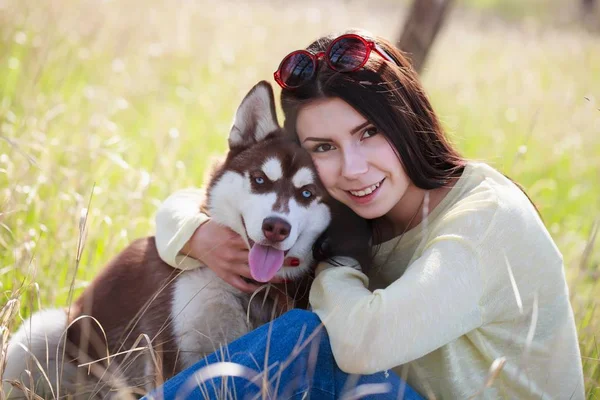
247, 238, 290, 255
242, 219, 290, 283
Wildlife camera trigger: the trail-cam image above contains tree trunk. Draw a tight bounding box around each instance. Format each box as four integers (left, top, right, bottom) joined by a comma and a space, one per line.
582, 0, 596, 13
397, 0, 456, 73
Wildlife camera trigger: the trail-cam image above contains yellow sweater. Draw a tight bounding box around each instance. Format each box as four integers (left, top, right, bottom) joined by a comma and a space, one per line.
154, 162, 584, 399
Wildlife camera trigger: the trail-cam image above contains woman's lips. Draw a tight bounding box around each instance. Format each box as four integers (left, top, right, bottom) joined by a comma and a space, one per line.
347, 178, 384, 205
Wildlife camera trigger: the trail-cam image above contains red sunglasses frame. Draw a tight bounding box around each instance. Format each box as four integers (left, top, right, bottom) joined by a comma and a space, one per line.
273, 33, 395, 89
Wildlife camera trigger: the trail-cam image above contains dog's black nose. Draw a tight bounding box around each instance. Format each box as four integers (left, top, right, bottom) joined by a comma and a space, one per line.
262, 217, 291, 243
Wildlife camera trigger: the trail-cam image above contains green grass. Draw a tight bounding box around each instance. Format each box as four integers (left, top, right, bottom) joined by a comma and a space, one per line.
1, 0, 599, 397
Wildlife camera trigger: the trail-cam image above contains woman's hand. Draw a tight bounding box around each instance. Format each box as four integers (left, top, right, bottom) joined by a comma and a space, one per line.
181, 219, 259, 293
181, 219, 298, 293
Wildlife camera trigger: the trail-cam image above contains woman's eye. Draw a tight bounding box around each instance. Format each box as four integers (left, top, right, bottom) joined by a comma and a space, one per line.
314, 143, 335, 153
255, 177, 265, 184
362, 127, 378, 139
301, 190, 312, 198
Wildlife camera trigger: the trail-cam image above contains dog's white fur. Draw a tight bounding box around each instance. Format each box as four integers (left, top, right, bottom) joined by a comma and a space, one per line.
2, 309, 85, 399
292, 167, 315, 189
262, 158, 284, 181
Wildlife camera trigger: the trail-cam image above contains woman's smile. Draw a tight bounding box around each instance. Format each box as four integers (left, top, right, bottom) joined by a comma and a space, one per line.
346, 178, 385, 204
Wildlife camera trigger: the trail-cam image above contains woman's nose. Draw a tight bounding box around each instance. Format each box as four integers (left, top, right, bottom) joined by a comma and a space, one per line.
341, 147, 368, 179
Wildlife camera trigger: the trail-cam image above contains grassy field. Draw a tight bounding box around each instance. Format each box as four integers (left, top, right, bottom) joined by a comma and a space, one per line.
0, 0, 599, 397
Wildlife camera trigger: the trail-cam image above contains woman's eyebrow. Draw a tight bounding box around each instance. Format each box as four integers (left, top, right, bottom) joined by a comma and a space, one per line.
302, 137, 333, 143
349, 121, 370, 135
302, 121, 371, 143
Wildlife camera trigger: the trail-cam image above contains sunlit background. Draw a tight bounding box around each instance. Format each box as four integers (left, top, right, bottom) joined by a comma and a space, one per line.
1, 0, 599, 396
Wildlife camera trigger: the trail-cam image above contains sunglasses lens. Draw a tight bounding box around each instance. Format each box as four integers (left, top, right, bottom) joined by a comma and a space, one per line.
327, 36, 368, 72
279, 52, 315, 88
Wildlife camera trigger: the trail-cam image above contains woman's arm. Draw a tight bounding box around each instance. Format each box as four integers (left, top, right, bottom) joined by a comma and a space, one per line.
309, 236, 485, 374
155, 188, 209, 270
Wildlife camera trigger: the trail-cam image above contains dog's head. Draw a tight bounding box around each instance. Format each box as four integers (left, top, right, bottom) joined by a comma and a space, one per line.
206, 81, 331, 282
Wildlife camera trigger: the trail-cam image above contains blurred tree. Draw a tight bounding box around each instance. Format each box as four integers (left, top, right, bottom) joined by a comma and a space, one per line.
397, 0, 455, 73
582, 0, 597, 18
581, 0, 598, 27
582, 0, 596, 12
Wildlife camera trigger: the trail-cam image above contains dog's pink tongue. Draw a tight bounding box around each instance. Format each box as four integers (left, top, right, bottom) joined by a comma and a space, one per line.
248, 244, 285, 283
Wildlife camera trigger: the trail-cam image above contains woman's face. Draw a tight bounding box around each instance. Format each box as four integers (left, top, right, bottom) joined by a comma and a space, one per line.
296, 97, 411, 220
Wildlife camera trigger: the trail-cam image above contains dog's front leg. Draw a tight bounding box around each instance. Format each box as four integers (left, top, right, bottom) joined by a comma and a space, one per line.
171, 269, 251, 370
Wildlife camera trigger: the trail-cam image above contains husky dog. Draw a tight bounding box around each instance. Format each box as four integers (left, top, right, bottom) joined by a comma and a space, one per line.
2, 82, 369, 399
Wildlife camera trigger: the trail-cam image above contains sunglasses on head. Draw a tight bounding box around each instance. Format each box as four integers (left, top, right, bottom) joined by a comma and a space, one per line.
273, 33, 396, 90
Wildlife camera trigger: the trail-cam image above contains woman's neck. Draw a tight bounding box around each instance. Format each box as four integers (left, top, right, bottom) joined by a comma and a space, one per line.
380, 182, 455, 241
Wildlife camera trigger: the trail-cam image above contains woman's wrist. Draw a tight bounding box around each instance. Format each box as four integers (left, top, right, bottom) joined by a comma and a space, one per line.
179, 220, 209, 263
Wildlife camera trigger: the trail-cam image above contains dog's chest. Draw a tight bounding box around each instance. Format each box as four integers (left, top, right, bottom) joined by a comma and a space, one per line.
170, 268, 253, 368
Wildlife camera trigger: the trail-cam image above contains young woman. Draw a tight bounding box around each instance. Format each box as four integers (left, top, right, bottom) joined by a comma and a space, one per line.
149, 30, 584, 399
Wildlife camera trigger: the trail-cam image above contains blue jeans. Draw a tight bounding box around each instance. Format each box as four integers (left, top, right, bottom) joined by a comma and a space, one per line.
145, 309, 422, 399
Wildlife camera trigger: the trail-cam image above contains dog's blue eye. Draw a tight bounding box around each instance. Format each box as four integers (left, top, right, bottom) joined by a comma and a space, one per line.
302, 190, 312, 198
255, 177, 264, 184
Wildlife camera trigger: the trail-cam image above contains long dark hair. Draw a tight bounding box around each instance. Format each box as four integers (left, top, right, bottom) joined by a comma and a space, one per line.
280, 29, 466, 191
280, 30, 467, 267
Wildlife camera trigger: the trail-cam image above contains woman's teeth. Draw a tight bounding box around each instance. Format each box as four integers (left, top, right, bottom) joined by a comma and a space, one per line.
349, 181, 381, 197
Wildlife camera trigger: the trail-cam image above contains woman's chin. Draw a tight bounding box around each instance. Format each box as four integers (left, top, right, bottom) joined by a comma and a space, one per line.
332, 190, 389, 220
354, 208, 386, 220
342, 201, 387, 220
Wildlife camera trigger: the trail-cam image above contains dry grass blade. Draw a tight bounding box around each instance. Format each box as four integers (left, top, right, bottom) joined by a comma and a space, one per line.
173, 361, 261, 400
65, 185, 95, 325
7, 342, 56, 400
581, 356, 600, 362
76, 186, 94, 264
0, 135, 37, 167
102, 332, 163, 396
0, 298, 21, 400
579, 217, 599, 271
57, 314, 110, 398
524, 293, 540, 354
340, 382, 392, 400
504, 253, 523, 314
261, 299, 277, 400
112, 267, 184, 361
3, 379, 44, 400
245, 283, 280, 327
0, 299, 20, 334
467, 356, 507, 399
484, 357, 507, 389
76, 346, 151, 369
509, 109, 539, 173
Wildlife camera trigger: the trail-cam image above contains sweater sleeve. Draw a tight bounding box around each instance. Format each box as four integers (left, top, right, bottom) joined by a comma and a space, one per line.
154, 188, 210, 270
309, 236, 485, 374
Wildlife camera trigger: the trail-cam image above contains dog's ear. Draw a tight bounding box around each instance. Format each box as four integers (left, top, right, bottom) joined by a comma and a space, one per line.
228, 81, 280, 148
